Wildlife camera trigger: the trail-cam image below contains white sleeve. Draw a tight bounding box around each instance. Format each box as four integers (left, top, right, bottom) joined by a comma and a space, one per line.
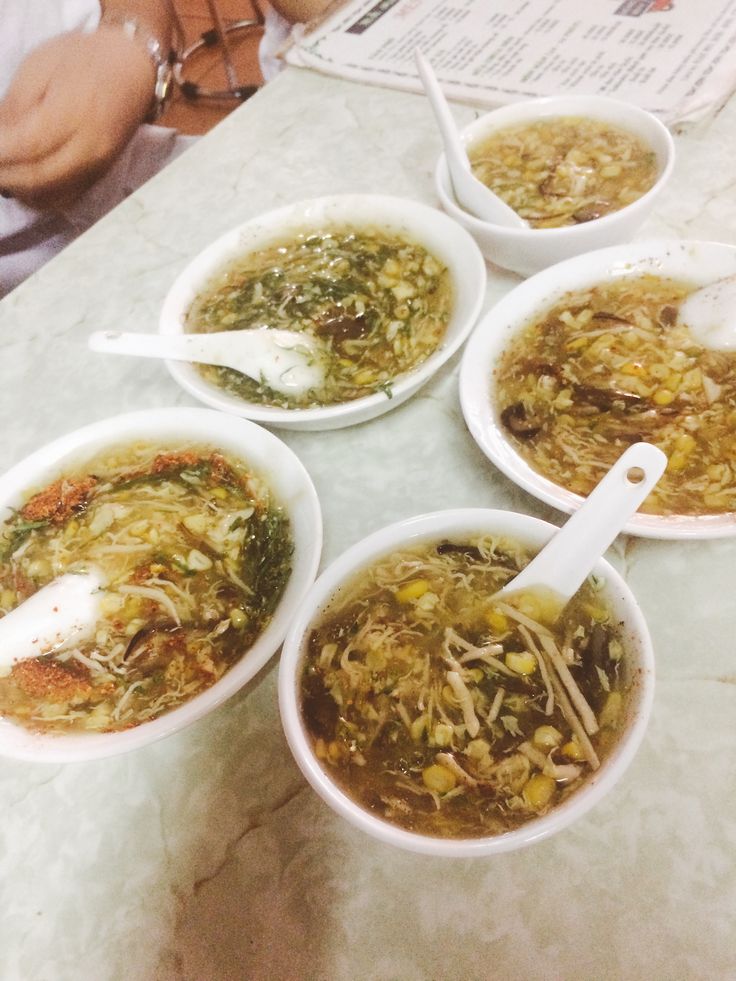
258, 7, 293, 83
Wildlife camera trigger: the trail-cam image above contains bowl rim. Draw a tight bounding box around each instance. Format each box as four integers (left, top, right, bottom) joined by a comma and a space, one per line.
160, 193, 488, 429
278, 507, 655, 857
0, 407, 323, 762
435, 93, 676, 237
459, 238, 736, 540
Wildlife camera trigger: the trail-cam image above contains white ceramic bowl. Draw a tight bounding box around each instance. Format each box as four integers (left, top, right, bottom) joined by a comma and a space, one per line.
279, 508, 654, 857
160, 195, 487, 430
0, 408, 322, 762
460, 238, 736, 539
435, 95, 675, 277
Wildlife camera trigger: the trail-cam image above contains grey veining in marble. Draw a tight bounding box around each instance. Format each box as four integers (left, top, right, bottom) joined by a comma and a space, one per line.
1, 68, 736, 981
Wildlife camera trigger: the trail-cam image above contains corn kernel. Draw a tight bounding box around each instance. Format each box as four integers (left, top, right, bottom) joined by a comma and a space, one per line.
517, 593, 541, 620
410, 714, 427, 742
468, 667, 484, 683
229, 608, 247, 629
523, 773, 556, 810
0, 589, 16, 609
533, 725, 563, 750
682, 367, 702, 391
664, 372, 682, 392
442, 684, 458, 705
505, 651, 537, 675
583, 603, 609, 623
211, 487, 228, 500
620, 361, 646, 377
667, 451, 689, 473
422, 764, 457, 794
183, 514, 208, 535
565, 336, 589, 351
396, 579, 429, 603
485, 608, 509, 633
354, 369, 378, 386
653, 388, 675, 406
433, 722, 454, 747
63, 519, 79, 539
675, 433, 696, 453
599, 691, 623, 729
466, 738, 491, 760
561, 739, 585, 761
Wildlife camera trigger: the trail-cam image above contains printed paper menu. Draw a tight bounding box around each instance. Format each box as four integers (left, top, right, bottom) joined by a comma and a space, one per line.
287, 0, 736, 122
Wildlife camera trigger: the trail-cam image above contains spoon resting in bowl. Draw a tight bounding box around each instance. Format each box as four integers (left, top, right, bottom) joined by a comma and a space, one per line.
678, 274, 736, 351
496, 442, 666, 621
414, 48, 527, 228
0, 570, 103, 668
89, 327, 326, 397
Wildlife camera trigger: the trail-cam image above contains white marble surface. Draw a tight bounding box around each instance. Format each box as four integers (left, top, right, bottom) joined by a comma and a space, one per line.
1, 68, 736, 981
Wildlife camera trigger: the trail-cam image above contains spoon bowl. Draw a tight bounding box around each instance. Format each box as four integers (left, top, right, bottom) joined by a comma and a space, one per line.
678, 274, 736, 351
414, 49, 526, 228
0, 571, 104, 668
89, 327, 325, 397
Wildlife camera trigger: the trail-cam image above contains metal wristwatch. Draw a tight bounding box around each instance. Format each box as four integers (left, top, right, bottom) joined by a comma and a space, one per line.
98, 12, 175, 121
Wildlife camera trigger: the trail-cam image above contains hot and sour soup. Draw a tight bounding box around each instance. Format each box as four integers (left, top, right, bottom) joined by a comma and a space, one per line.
0, 444, 292, 733
185, 227, 453, 409
300, 534, 631, 839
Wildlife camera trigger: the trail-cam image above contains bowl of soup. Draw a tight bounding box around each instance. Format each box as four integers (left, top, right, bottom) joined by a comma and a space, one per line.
435, 95, 674, 277
160, 195, 487, 430
279, 508, 654, 856
460, 239, 736, 538
0, 407, 322, 761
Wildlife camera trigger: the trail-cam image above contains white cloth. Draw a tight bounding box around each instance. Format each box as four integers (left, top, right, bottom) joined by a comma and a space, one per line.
0, 1, 189, 297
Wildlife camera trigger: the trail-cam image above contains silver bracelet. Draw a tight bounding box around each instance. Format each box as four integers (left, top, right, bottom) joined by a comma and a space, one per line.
98, 11, 174, 121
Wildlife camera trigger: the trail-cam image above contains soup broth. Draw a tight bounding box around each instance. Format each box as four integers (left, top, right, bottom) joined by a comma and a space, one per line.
186, 228, 453, 408
300, 535, 628, 839
0, 445, 292, 733
495, 274, 736, 515
469, 116, 659, 228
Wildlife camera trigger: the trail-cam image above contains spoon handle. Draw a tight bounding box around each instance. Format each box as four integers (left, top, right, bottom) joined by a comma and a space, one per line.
88, 330, 220, 366
414, 49, 470, 180
499, 442, 667, 604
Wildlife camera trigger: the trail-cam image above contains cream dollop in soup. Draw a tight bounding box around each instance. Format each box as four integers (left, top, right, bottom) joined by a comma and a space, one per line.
0, 444, 292, 733
469, 116, 659, 228
185, 228, 453, 409
300, 534, 629, 839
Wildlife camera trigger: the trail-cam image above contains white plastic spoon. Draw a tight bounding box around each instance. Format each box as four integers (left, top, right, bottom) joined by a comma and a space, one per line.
496, 442, 667, 618
0, 571, 104, 668
89, 327, 325, 396
678, 274, 736, 351
414, 48, 527, 228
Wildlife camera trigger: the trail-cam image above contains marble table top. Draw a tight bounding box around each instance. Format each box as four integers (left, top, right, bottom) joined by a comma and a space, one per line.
1, 67, 735, 981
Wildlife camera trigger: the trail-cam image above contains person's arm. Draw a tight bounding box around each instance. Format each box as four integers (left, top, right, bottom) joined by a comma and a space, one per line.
0, 1, 174, 211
